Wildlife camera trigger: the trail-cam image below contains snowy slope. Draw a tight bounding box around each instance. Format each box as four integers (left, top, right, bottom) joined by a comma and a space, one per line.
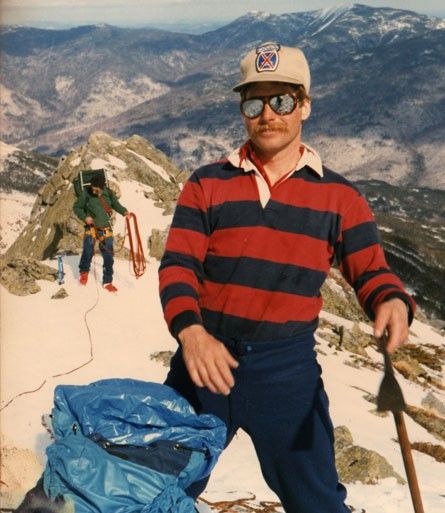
0, 190, 35, 252
1, 183, 444, 512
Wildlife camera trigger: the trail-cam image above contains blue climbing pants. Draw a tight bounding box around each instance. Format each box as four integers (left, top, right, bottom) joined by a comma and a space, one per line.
79, 233, 114, 284
165, 332, 350, 513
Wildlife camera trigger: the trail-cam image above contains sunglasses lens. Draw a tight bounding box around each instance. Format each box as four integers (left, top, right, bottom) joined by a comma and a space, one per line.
241, 98, 264, 119
241, 94, 297, 118
269, 94, 296, 115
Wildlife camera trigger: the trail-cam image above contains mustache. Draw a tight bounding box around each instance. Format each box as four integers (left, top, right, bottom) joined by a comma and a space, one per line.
254, 123, 288, 134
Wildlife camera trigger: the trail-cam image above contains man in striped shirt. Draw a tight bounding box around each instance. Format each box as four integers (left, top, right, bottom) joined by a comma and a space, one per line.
160, 42, 414, 512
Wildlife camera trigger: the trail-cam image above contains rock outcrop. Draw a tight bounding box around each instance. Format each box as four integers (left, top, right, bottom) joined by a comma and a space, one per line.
338, 323, 373, 357
148, 228, 169, 261
51, 287, 68, 300
5, 132, 182, 260
405, 405, 445, 441
334, 425, 405, 484
0, 257, 57, 295
320, 272, 368, 323
422, 391, 445, 417
4, 132, 185, 283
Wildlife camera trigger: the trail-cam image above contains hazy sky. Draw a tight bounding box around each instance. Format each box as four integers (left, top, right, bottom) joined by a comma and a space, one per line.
1, 0, 444, 28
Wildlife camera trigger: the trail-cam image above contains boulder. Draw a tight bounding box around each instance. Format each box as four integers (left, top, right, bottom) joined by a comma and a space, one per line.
334, 425, 354, 452
321, 271, 368, 323
421, 391, 445, 417
148, 227, 169, 261
150, 351, 174, 367
334, 425, 405, 484
51, 288, 68, 299
338, 323, 372, 357
0, 257, 57, 295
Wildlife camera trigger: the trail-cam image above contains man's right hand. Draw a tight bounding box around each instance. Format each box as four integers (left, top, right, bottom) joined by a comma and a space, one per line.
85, 216, 94, 225
178, 324, 239, 395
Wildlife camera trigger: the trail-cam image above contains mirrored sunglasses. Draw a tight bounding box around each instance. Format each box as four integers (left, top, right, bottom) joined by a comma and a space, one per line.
240, 93, 299, 119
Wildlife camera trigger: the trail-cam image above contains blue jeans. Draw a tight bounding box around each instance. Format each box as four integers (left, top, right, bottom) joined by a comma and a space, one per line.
165, 333, 349, 513
79, 234, 114, 284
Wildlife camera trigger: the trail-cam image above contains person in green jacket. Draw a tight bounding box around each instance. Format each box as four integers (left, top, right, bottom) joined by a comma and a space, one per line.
73, 175, 129, 292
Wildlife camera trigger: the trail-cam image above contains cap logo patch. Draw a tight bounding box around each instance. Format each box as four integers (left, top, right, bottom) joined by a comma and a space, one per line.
256, 43, 280, 73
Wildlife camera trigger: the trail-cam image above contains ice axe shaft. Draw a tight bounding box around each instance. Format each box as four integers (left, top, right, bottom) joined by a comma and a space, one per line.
393, 411, 424, 513
376, 336, 424, 513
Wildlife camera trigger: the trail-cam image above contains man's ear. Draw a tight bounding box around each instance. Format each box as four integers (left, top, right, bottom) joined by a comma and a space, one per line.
301, 100, 311, 121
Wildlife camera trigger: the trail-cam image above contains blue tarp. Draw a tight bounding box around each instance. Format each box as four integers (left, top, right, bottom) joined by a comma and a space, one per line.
42, 378, 226, 513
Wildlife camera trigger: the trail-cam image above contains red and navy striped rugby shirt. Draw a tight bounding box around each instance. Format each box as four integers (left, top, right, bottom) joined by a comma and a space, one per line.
159, 143, 415, 341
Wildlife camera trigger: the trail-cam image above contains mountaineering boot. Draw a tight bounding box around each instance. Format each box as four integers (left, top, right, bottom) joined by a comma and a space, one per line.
104, 283, 118, 293
79, 272, 89, 285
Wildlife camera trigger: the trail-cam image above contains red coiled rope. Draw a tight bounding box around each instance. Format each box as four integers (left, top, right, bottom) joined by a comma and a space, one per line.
125, 213, 146, 278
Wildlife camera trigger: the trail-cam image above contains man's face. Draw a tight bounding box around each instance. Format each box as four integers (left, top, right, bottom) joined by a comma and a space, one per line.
91, 186, 103, 196
241, 81, 307, 157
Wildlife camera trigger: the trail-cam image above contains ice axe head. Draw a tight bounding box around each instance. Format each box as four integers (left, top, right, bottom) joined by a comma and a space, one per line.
376, 335, 406, 413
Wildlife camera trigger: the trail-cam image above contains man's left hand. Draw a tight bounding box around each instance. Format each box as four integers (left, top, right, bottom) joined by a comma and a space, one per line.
374, 298, 409, 353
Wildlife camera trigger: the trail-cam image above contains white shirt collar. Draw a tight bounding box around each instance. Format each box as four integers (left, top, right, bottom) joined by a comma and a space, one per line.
227, 142, 324, 178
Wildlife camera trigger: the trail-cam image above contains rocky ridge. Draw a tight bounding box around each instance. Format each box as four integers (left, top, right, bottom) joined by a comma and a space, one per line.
0, 131, 186, 294
3, 131, 184, 261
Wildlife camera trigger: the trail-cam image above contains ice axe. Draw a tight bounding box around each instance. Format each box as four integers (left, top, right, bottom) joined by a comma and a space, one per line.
376, 335, 425, 513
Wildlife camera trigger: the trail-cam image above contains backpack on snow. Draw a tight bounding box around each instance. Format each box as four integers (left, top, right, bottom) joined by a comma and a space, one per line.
20, 379, 226, 513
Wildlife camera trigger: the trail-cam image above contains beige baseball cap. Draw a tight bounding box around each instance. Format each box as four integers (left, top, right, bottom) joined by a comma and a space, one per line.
233, 42, 311, 93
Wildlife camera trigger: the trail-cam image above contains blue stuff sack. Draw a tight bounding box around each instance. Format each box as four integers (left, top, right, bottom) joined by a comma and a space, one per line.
42, 378, 226, 513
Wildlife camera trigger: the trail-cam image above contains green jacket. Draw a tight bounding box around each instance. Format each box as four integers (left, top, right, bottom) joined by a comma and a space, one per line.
73, 188, 128, 228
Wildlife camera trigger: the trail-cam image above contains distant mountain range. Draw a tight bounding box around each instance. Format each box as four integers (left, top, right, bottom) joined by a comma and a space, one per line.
0, 141, 57, 193
355, 180, 445, 319
1, 4, 445, 188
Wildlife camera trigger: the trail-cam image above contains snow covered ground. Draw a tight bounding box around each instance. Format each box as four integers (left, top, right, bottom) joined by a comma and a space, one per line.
1, 187, 444, 512
0, 190, 35, 251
